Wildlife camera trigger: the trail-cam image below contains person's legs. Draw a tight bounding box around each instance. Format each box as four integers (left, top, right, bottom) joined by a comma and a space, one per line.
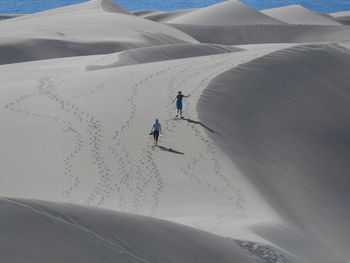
153, 131, 159, 145
176, 101, 183, 118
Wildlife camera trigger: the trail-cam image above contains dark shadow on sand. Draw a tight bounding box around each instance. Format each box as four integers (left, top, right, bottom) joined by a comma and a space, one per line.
183, 118, 220, 135
157, 146, 184, 155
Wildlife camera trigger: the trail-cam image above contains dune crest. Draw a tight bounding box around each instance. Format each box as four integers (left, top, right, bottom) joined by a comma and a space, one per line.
97, 0, 131, 14
198, 43, 350, 263
167, 0, 285, 25
0, 198, 262, 263
262, 5, 341, 25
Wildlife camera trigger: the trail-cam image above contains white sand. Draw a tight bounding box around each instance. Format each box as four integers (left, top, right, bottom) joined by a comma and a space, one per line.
166, 0, 286, 25
0, 0, 197, 64
330, 11, 350, 25
169, 23, 350, 45
133, 9, 198, 23
199, 43, 350, 263
1, 0, 350, 262
262, 5, 341, 25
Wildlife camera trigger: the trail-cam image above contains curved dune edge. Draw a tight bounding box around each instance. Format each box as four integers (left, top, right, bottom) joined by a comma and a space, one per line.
137, 9, 198, 23
198, 43, 350, 263
0, 197, 298, 263
0, 0, 198, 65
86, 43, 243, 70
169, 24, 350, 45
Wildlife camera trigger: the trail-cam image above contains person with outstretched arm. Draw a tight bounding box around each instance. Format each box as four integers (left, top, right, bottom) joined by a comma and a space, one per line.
150, 119, 162, 146
173, 91, 190, 119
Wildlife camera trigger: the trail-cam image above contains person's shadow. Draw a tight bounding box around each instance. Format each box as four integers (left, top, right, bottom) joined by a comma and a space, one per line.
183, 118, 220, 135
157, 145, 184, 155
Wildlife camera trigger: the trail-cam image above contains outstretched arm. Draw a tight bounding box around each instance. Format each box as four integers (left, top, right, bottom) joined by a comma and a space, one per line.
184, 94, 191, 98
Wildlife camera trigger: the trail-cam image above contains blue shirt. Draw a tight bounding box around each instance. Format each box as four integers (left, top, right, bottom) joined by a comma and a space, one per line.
152, 122, 161, 132
176, 94, 184, 103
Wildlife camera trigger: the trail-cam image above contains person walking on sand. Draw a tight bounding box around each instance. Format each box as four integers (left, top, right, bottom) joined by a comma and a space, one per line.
173, 91, 190, 119
150, 119, 162, 146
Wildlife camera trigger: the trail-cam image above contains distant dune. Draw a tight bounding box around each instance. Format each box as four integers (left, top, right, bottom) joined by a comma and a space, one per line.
0, 0, 197, 64
86, 43, 242, 70
166, 0, 285, 25
261, 5, 341, 25
133, 9, 197, 23
330, 11, 350, 25
169, 23, 350, 45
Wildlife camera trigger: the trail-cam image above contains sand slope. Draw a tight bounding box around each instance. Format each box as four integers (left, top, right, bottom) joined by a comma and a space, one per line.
0, 0, 197, 65
0, 43, 292, 244
262, 5, 341, 25
137, 9, 198, 23
86, 43, 242, 70
170, 23, 350, 45
0, 198, 259, 263
198, 43, 350, 263
0, 14, 23, 20
167, 0, 285, 25
330, 11, 350, 25
1, 1, 350, 262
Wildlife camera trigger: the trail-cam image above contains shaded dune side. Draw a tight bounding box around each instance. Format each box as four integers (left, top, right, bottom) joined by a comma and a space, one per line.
87, 43, 242, 70
198, 44, 350, 263
330, 11, 350, 25
261, 5, 341, 25
5, 0, 130, 21
0, 29, 197, 65
169, 24, 350, 45
167, 0, 285, 25
138, 9, 197, 23
0, 39, 140, 65
0, 198, 257, 263
132, 10, 158, 16
0, 15, 23, 20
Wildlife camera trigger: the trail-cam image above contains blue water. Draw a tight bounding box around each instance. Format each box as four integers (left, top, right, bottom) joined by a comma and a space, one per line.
0, 0, 349, 14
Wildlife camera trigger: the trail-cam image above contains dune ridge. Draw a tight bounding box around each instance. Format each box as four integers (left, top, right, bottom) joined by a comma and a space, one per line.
0, 198, 263, 263
1, 0, 350, 262
0, 1, 198, 65
86, 43, 242, 70
169, 23, 350, 45
262, 5, 341, 25
135, 9, 197, 23
198, 43, 350, 263
166, 0, 286, 25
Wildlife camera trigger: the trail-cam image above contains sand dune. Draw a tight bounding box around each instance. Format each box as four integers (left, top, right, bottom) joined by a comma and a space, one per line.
0, 14, 23, 20
170, 23, 350, 45
137, 9, 198, 23
166, 0, 285, 25
199, 43, 350, 263
330, 11, 350, 25
132, 10, 158, 16
1, 0, 350, 262
0, 198, 262, 263
86, 43, 242, 70
262, 5, 341, 25
0, 0, 197, 64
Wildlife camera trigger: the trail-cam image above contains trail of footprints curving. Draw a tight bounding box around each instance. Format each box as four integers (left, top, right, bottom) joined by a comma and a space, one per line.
4, 51, 270, 215
5, 78, 83, 202
163, 54, 252, 216
108, 65, 182, 215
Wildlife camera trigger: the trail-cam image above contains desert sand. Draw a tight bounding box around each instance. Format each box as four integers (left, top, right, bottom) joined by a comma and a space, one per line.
1, 0, 350, 262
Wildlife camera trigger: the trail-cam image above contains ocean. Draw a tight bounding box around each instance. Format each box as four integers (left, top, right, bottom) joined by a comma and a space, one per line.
0, 0, 349, 14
